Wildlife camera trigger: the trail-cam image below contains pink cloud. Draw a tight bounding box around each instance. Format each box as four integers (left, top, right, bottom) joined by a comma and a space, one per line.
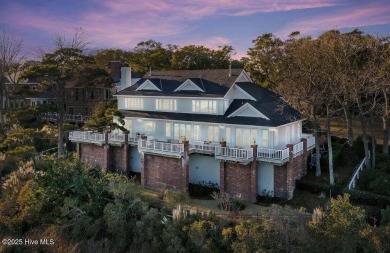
276, 3, 390, 38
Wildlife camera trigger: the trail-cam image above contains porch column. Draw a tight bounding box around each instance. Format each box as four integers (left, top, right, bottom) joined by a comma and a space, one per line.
181, 140, 190, 193
286, 144, 295, 199
250, 144, 258, 203
76, 142, 81, 159
103, 131, 110, 172
124, 132, 129, 175
140, 152, 146, 186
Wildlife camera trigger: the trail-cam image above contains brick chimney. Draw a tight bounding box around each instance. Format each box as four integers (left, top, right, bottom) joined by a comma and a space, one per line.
107, 61, 122, 83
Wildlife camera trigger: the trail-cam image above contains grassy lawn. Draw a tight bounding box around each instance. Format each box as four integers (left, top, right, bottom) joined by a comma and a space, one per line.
320, 116, 385, 145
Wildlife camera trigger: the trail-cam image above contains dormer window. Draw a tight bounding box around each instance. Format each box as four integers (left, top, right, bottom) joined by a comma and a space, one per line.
192, 99, 217, 113
136, 79, 161, 91
174, 79, 204, 92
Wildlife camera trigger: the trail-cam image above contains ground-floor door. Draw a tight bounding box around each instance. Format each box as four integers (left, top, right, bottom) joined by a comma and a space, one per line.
129, 146, 141, 173
257, 163, 274, 196
189, 154, 220, 187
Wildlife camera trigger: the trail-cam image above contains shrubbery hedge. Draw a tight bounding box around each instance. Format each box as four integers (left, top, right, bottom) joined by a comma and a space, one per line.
347, 189, 390, 207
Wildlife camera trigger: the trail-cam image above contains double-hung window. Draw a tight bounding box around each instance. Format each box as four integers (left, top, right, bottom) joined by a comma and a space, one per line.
156, 99, 177, 111
192, 100, 217, 113
125, 98, 144, 109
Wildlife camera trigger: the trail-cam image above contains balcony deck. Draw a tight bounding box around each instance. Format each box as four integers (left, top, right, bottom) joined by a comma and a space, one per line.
215, 147, 253, 164
302, 133, 315, 150
41, 113, 90, 123
189, 141, 220, 155
69, 131, 105, 145
257, 147, 289, 164
138, 140, 184, 158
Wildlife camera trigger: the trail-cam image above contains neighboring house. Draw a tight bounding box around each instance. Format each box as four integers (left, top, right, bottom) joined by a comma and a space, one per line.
25, 90, 55, 107
69, 68, 316, 202
1, 75, 41, 109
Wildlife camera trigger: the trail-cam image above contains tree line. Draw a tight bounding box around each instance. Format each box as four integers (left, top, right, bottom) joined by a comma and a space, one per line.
245, 30, 390, 185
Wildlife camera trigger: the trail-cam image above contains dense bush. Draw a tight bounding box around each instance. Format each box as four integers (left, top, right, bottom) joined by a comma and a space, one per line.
189, 181, 219, 198
359, 169, 390, 197
347, 189, 390, 207
296, 180, 331, 194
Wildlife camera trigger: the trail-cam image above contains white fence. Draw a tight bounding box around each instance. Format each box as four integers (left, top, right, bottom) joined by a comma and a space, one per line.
348, 157, 368, 189
108, 133, 125, 143
189, 141, 220, 153
257, 147, 290, 162
215, 147, 253, 160
69, 131, 105, 143
293, 142, 304, 157
138, 140, 184, 154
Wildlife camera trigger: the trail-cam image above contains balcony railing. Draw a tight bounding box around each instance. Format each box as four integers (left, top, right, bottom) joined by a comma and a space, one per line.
293, 142, 304, 157
138, 140, 184, 157
108, 133, 125, 145
41, 113, 90, 122
215, 147, 253, 163
257, 147, 289, 164
302, 133, 315, 150
189, 141, 220, 154
69, 131, 105, 144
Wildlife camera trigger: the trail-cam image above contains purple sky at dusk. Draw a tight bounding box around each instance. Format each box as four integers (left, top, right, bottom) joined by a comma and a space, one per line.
1, 0, 390, 59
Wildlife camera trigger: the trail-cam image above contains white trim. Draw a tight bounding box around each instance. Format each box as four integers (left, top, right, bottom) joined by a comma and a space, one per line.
223, 83, 256, 101
234, 84, 257, 101
174, 79, 204, 92
235, 70, 252, 83
135, 80, 161, 91
227, 103, 270, 120
114, 94, 224, 100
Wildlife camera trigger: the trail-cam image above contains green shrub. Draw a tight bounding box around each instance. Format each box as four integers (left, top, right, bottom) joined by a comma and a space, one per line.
381, 206, 390, 226
375, 153, 390, 173
296, 180, 331, 194
163, 189, 188, 208
359, 169, 390, 196
347, 189, 390, 207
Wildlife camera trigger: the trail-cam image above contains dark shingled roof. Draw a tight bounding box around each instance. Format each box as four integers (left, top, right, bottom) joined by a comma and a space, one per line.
115, 69, 242, 97
115, 69, 303, 127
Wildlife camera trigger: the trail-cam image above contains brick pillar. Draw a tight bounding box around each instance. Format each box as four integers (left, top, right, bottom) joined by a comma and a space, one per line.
76, 142, 81, 159
181, 140, 190, 193
286, 144, 294, 199
250, 144, 258, 203
103, 144, 110, 172
140, 152, 146, 186
124, 132, 129, 175
220, 140, 227, 147
220, 161, 226, 193
301, 138, 308, 176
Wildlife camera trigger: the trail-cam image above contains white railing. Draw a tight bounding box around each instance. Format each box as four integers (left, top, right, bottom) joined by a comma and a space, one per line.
108, 133, 125, 143
138, 140, 184, 154
69, 131, 105, 143
293, 142, 304, 157
307, 136, 315, 150
348, 157, 367, 189
257, 147, 289, 162
189, 141, 220, 153
41, 113, 89, 122
215, 147, 253, 160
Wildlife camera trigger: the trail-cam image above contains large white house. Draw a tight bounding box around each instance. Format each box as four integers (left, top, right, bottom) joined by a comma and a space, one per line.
70, 67, 315, 202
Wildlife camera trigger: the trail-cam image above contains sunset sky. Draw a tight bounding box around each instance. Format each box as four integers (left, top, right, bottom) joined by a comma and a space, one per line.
1, 0, 390, 59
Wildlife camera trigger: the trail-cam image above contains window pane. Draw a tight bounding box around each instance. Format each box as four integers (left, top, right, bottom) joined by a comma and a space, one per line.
166, 123, 171, 137
251, 129, 258, 145
214, 127, 219, 142
225, 127, 231, 144
243, 129, 250, 147
194, 125, 200, 140
236, 128, 242, 147
262, 129, 269, 147
174, 124, 180, 139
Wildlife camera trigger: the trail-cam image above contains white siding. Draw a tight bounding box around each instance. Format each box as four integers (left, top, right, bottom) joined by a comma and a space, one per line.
189, 154, 220, 186
257, 163, 274, 196
118, 96, 224, 115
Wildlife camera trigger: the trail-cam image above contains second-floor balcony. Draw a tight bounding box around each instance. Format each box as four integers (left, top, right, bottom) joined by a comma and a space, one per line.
215, 146, 253, 164
138, 139, 184, 158
257, 147, 290, 164
189, 141, 221, 155
69, 131, 105, 145
41, 112, 90, 123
